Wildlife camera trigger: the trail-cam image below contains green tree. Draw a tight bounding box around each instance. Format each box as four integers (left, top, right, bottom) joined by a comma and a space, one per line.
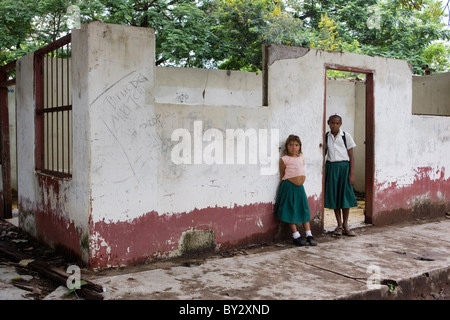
259, 2, 310, 48
358, 0, 448, 73
1, 0, 449, 73
310, 12, 342, 51
0, 0, 82, 64
423, 41, 450, 72
211, 0, 275, 71
0, 0, 218, 68
78, 0, 217, 68
0, 0, 39, 63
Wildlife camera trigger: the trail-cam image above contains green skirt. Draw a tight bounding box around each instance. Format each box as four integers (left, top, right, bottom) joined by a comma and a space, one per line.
324, 161, 357, 209
274, 180, 311, 224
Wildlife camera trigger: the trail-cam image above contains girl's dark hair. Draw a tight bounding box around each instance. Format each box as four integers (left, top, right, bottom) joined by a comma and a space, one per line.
284, 134, 302, 155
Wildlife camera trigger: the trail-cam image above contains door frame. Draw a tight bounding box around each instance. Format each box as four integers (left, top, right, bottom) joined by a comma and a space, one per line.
0, 63, 14, 219
323, 64, 375, 225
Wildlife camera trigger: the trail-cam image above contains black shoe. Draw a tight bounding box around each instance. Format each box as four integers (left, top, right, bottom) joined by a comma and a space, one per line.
293, 237, 307, 246
306, 236, 317, 246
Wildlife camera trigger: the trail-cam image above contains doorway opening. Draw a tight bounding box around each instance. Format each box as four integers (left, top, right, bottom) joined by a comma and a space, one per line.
322, 65, 374, 232
0, 61, 17, 222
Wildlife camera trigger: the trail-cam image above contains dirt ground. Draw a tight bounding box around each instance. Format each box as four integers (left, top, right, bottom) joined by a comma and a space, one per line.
0, 217, 448, 300
0, 219, 74, 299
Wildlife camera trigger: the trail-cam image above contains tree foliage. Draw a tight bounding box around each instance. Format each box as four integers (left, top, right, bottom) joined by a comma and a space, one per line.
1, 0, 449, 74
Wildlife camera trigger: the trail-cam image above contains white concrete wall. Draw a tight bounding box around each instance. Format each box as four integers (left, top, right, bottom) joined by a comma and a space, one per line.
16, 44, 90, 262
15, 23, 273, 267
413, 72, 450, 115
86, 24, 271, 223
267, 48, 450, 222
15, 22, 450, 267
16, 53, 38, 228
82, 23, 282, 266
326, 78, 356, 136
86, 23, 156, 221
354, 81, 366, 192
153, 104, 275, 214
155, 66, 262, 107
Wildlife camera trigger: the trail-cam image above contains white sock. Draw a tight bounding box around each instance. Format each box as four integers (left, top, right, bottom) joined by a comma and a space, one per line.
292, 231, 300, 239
305, 230, 312, 237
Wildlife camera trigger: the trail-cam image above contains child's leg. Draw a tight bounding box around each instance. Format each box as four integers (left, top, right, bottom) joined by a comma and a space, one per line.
333, 209, 344, 236
289, 223, 298, 234
302, 221, 317, 245
342, 208, 356, 236
290, 223, 308, 246
342, 208, 350, 229
302, 222, 312, 237
289, 223, 301, 239
334, 209, 343, 227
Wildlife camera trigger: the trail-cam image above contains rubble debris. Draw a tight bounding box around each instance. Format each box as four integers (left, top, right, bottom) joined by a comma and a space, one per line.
0, 242, 103, 300
0, 220, 104, 300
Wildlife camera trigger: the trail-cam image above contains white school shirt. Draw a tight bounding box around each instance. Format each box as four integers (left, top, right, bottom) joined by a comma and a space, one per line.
326, 129, 356, 162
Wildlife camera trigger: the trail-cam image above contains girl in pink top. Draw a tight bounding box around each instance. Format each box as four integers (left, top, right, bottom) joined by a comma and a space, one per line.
274, 135, 317, 246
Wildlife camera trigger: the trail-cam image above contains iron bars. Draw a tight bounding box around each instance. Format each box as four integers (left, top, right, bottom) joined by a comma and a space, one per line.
34, 34, 72, 177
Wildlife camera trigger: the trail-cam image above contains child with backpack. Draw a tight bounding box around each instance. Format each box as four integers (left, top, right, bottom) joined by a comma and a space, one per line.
324, 114, 358, 236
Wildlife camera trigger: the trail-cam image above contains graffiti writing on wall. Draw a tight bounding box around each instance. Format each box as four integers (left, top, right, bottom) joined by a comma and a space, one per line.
90, 70, 161, 183
175, 92, 189, 103
92, 71, 149, 132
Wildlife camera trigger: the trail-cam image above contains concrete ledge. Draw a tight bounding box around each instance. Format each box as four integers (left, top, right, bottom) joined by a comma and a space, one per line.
39, 218, 450, 300
341, 266, 449, 300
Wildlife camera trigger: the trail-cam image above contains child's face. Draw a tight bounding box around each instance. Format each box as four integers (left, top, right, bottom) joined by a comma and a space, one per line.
328, 116, 342, 134
287, 141, 300, 155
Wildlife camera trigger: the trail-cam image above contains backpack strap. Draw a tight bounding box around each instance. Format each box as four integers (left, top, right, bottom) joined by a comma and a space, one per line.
342, 131, 348, 149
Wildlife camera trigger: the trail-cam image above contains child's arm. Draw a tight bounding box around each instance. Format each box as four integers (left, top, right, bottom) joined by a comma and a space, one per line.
279, 158, 286, 182
347, 148, 355, 185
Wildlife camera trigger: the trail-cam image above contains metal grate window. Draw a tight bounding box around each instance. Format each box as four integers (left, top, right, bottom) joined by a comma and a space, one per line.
34, 34, 72, 177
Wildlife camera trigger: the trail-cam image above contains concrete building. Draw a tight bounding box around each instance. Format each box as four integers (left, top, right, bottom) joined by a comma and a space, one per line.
4, 22, 449, 268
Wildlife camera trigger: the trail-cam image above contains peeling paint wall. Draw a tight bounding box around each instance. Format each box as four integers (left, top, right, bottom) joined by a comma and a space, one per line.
16, 52, 90, 263
15, 22, 450, 268
267, 47, 450, 226
82, 23, 316, 267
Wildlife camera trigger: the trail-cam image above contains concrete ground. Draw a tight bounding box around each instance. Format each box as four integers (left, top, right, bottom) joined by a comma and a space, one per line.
324, 200, 366, 227
63, 217, 450, 300
1, 216, 449, 302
